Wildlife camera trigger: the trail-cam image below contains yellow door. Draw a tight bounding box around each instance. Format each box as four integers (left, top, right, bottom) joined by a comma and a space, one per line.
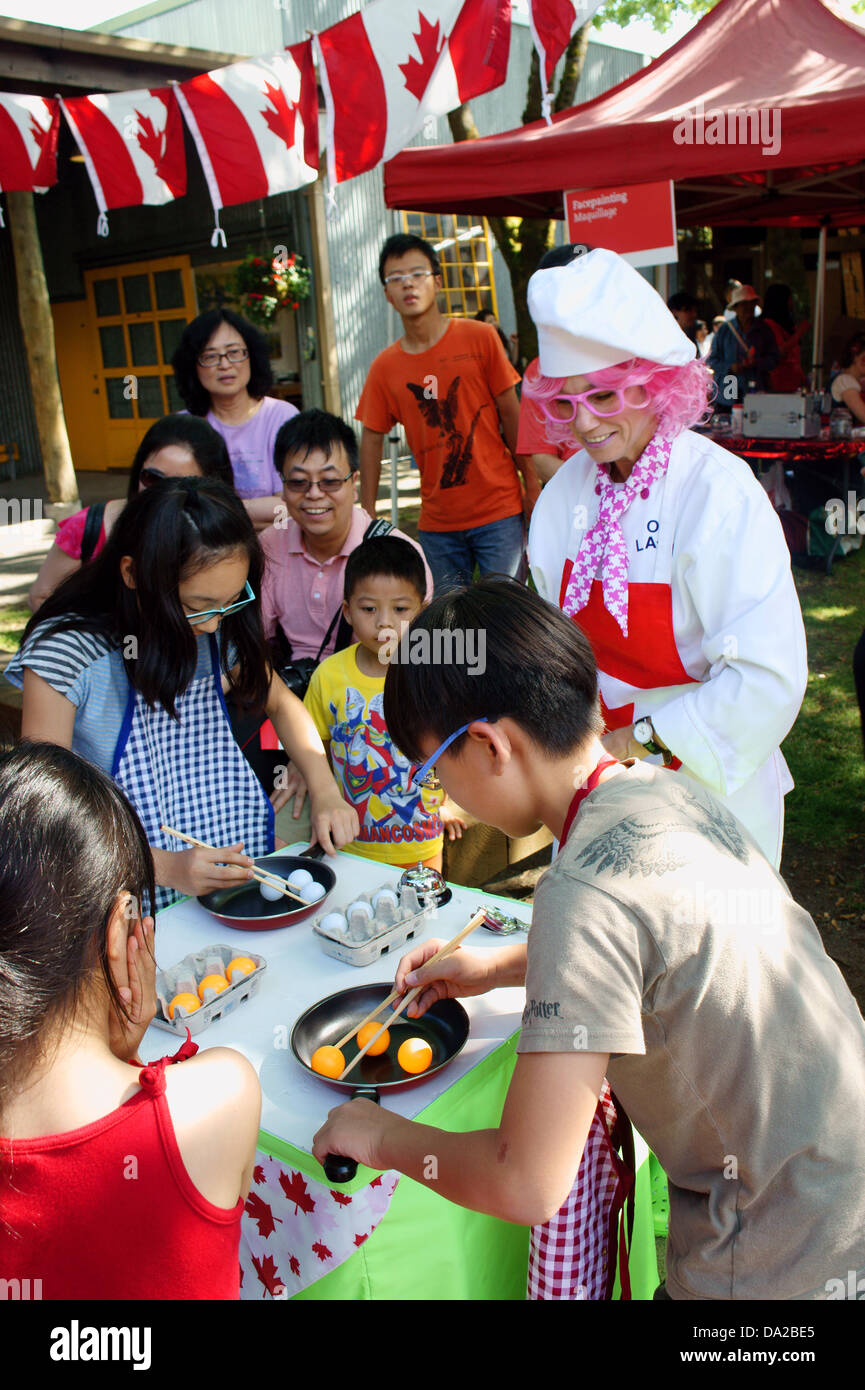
70, 256, 197, 471
52, 299, 106, 472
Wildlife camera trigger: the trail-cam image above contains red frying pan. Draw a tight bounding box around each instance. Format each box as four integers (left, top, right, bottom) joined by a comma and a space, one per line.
197, 845, 336, 931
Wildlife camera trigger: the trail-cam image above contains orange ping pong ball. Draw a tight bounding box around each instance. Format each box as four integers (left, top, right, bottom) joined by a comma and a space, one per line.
226, 955, 257, 982
357, 1021, 390, 1056
198, 973, 230, 1002
311, 1045, 345, 1078
167, 992, 201, 1020
397, 1037, 433, 1075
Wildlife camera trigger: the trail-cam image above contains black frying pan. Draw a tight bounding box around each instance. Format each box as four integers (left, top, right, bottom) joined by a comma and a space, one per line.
197, 845, 336, 931
291, 982, 470, 1182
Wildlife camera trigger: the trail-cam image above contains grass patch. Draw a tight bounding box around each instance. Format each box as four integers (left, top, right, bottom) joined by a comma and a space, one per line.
781, 549, 865, 1009
0, 606, 30, 655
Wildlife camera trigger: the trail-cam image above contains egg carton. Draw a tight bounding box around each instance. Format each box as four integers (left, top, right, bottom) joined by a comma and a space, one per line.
152, 944, 267, 1037
312, 884, 436, 967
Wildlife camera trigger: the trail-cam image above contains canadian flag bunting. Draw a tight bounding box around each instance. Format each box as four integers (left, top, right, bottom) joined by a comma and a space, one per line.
61, 87, 186, 235
529, 0, 604, 115
0, 95, 60, 194
316, 0, 511, 185
177, 42, 318, 246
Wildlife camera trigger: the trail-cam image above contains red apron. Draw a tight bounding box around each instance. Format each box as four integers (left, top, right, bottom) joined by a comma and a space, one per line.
561, 565, 699, 767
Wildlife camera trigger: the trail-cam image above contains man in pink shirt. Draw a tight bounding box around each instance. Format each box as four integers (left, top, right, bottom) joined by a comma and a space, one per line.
260, 410, 432, 665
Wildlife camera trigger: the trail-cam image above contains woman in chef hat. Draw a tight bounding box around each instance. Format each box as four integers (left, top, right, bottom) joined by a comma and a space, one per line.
524, 247, 807, 867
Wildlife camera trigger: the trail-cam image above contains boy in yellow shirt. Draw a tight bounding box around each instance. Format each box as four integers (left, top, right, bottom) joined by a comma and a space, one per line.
304, 535, 463, 870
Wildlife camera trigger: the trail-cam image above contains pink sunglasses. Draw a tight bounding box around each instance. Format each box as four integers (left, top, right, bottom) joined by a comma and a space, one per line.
536, 385, 651, 423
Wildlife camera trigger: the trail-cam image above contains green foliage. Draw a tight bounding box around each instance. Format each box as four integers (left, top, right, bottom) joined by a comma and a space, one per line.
597, 0, 864, 27
595, 0, 714, 28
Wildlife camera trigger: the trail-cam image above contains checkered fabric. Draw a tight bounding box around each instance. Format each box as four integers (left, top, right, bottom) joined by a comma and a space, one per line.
528, 1080, 628, 1300
113, 636, 274, 911
561, 434, 672, 637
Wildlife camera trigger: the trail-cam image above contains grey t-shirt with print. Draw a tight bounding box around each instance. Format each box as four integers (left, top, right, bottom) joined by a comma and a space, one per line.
518, 761, 865, 1301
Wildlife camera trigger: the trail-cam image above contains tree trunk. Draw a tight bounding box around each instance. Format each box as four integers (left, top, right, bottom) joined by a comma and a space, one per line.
446, 27, 592, 366
6, 191, 78, 505
304, 167, 342, 417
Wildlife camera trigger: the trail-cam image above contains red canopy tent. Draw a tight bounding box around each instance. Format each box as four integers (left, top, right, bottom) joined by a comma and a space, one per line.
384, 0, 865, 383
384, 0, 865, 229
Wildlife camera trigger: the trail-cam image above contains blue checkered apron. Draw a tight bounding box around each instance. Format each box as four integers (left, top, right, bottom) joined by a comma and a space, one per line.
112, 635, 274, 912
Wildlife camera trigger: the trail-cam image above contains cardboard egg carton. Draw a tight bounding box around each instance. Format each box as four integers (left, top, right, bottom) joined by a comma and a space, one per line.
152, 944, 267, 1037
312, 884, 436, 967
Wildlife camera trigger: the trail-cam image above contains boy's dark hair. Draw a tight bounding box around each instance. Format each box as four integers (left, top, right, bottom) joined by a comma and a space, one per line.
668, 292, 699, 313
274, 408, 359, 476
344, 535, 426, 603
536, 241, 595, 272
171, 309, 274, 416
128, 413, 234, 499
378, 233, 441, 284
383, 578, 602, 763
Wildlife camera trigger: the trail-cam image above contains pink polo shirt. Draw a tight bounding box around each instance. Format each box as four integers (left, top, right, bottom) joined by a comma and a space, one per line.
259, 506, 433, 661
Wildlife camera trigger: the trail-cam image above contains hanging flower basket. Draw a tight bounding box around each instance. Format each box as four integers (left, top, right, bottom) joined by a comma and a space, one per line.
230, 250, 312, 328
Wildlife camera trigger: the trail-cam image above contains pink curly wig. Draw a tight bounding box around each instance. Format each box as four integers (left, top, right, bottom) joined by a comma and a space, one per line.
522, 356, 714, 446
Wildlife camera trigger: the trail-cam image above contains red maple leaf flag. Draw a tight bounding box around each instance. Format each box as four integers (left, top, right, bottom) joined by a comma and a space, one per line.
528, 2, 604, 93
317, 0, 512, 184
331, 1189, 353, 1206
0, 96, 60, 195
278, 1169, 317, 1216
244, 1191, 284, 1239
311, 1240, 333, 1263
176, 40, 318, 244
61, 87, 185, 217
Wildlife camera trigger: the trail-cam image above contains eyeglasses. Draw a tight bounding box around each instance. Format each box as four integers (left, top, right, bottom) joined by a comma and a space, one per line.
383, 269, 435, 287
184, 580, 256, 625
197, 347, 249, 368
412, 717, 490, 787
281, 469, 355, 496
536, 385, 651, 423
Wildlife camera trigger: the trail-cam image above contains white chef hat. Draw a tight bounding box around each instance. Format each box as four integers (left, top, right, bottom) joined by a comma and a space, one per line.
528, 247, 696, 377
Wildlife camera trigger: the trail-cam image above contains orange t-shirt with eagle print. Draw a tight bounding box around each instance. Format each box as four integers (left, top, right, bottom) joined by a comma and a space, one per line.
356, 318, 522, 531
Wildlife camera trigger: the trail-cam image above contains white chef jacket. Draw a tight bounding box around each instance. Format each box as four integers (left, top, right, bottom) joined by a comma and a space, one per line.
528, 429, 808, 867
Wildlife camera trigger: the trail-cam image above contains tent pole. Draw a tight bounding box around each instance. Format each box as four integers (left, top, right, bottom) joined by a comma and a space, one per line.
811, 223, 828, 392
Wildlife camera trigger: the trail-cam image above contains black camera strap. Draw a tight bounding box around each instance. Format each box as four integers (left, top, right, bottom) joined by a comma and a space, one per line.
314, 517, 395, 660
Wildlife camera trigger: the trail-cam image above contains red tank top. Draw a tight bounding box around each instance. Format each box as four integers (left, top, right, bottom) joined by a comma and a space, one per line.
0, 1053, 243, 1300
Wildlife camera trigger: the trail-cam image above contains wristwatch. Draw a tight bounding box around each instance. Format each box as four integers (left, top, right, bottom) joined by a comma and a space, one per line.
633, 718, 674, 766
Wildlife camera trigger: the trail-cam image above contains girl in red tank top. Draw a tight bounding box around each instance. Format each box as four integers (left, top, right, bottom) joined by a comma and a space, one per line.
0, 743, 260, 1300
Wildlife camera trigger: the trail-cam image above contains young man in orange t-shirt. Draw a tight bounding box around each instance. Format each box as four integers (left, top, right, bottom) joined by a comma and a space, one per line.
356, 234, 538, 593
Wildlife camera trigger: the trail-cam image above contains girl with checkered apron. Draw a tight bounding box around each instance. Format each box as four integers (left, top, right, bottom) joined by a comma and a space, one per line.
8, 478, 357, 910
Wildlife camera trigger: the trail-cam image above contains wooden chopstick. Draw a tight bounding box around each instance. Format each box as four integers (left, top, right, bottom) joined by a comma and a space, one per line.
337, 909, 488, 1081
159, 824, 308, 905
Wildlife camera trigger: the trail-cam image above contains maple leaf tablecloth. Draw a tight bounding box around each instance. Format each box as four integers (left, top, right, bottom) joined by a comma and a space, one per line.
239, 1151, 400, 1298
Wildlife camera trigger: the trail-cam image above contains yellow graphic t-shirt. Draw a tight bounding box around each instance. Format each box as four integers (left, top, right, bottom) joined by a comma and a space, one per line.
304, 645, 444, 866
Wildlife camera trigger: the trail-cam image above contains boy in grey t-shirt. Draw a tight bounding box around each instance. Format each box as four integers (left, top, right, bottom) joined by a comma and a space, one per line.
311, 580, 865, 1300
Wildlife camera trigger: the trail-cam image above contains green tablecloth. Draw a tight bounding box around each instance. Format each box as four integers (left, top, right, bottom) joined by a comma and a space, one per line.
255, 1034, 659, 1300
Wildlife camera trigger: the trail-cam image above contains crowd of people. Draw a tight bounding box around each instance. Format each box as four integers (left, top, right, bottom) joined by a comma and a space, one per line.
1, 238, 864, 1304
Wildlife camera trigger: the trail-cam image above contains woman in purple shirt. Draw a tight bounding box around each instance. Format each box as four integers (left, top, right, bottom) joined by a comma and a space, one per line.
172, 310, 298, 531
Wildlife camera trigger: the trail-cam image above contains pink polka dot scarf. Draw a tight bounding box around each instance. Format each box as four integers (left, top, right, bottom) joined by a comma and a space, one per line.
561, 434, 672, 637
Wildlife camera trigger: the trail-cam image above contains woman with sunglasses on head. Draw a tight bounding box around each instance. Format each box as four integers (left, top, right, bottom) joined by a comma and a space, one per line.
28, 414, 234, 613
525, 247, 807, 867
171, 309, 298, 532
7, 478, 358, 907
